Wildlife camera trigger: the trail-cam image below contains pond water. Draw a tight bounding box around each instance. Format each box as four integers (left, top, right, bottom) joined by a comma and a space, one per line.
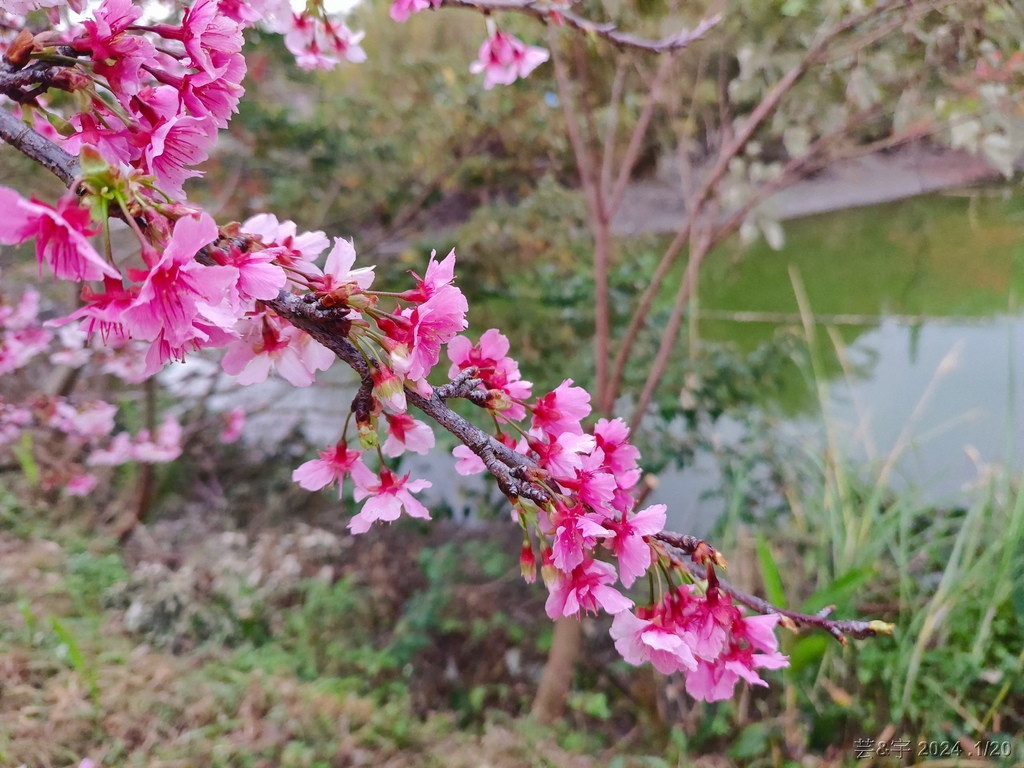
205, 187, 1024, 532
652, 188, 1024, 529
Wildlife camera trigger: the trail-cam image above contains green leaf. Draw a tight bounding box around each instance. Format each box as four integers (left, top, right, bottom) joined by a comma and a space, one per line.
51, 617, 98, 704
780, 0, 807, 16
788, 634, 828, 674
756, 533, 786, 608
800, 566, 875, 615
729, 723, 771, 759
14, 432, 38, 486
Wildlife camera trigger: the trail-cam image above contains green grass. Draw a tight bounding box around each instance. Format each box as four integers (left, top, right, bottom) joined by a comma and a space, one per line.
697, 280, 1024, 759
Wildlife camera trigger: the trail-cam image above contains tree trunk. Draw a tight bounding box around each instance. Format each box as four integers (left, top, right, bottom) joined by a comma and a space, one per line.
531, 616, 582, 722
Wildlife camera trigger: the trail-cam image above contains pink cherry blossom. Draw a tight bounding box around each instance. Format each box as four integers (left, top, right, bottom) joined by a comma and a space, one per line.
470, 30, 549, 90
129, 86, 219, 200
531, 431, 595, 479
0, 188, 119, 282
0, 324, 50, 375
452, 444, 485, 475
736, 613, 784, 654
447, 328, 505, 376
132, 415, 183, 463
247, 0, 294, 32
292, 440, 369, 498
685, 588, 743, 662
544, 558, 632, 620
210, 243, 287, 306
447, 328, 532, 419
149, 53, 247, 129
66, 473, 100, 496
388, 283, 468, 383
121, 212, 239, 352
87, 432, 135, 466
218, 0, 263, 25
371, 362, 407, 413
402, 248, 457, 303
607, 503, 666, 587
64, 109, 135, 166
382, 413, 435, 457
594, 417, 641, 474
350, 466, 432, 534
531, 379, 590, 435
284, 15, 366, 71
554, 448, 617, 511
149, 0, 244, 77
241, 213, 328, 283
319, 237, 375, 300
242, 214, 329, 260
610, 611, 698, 675
390, 0, 440, 23
220, 406, 245, 443
222, 313, 335, 387
0, 289, 51, 375
548, 500, 613, 573
685, 646, 790, 703
49, 400, 117, 440
64, 277, 137, 344
74, 0, 157, 98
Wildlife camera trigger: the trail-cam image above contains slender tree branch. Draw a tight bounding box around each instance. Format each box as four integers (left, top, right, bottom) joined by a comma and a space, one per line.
605, 52, 675, 222
689, 561, 893, 643
604, 0, 912, 413
655, 532, 893, 643
442, 0, 720, 54
263, 292, 551, 504
599, 61, 626, 202
0, 107, 80, 187
628, 214, 710, 432
549, 31, 614, 407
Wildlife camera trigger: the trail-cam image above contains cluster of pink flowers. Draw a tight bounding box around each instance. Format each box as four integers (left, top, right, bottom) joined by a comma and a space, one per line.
0, 285, 183, 496
288, 247, 471, 534
55, 0, 246, 198
2, 0, 547, 204
611, 583, 789, 701
470, 29, 550, 89
283, 254, 788, 700
0, 287, 51, 375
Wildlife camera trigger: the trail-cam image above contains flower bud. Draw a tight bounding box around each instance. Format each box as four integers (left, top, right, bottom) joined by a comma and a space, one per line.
371, 363, 407, 414
539, 539, 558, 587
485, 388, 514, 411
357, 412, 379, 449
520, 538, 537, 583
5, 30, 36, 67
346, 293, 376, 311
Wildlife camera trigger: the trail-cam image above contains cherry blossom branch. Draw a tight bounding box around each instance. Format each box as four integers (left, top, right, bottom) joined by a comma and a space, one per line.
442, 0, 721, 54
263, 291, 551, 504
654, 532, 893, 643
708, 575, 893, 644
0, 71, 893, 650
267, 290, 893, 646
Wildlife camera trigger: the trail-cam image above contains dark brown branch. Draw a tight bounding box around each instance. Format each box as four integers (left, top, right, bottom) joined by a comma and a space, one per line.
0, 106, 80, 187
263, 291, 551, 504
653, 534, 894, 643
692, 562, 894, 644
